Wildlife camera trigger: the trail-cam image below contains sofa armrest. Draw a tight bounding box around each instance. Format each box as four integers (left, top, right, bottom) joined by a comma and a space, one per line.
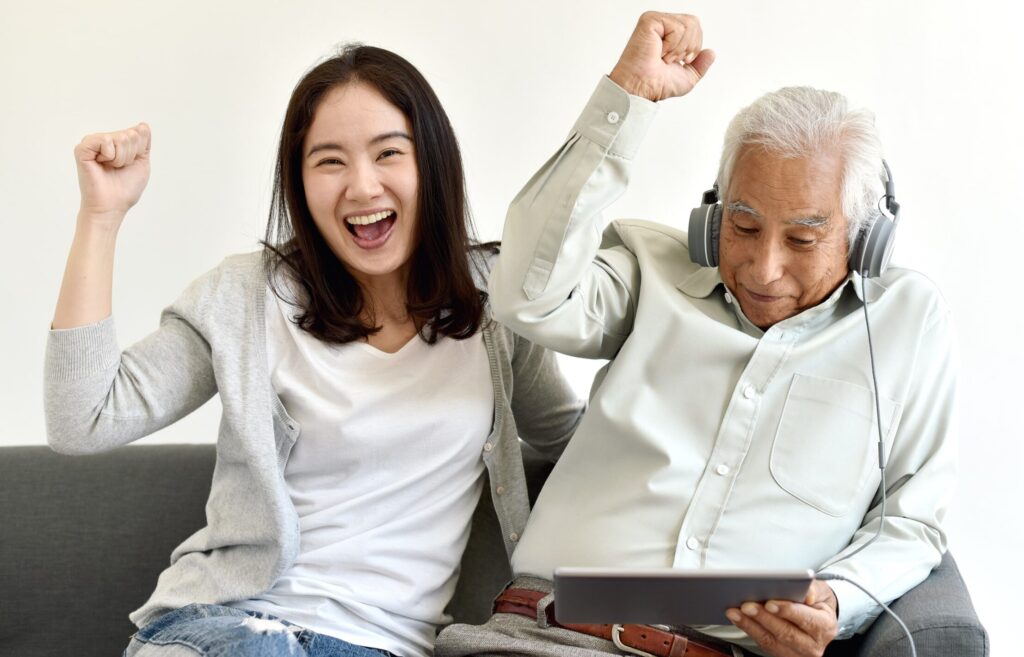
845, 552, 988, 657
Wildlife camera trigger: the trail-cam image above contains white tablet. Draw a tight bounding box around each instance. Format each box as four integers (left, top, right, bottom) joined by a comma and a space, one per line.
553, 567, 815, 626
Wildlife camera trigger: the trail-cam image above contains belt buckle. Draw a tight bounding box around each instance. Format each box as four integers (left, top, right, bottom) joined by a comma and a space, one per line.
611, 624, 658, 657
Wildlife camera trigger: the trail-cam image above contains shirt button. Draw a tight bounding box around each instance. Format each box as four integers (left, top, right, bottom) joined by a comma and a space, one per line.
686, 537, 700, 550
743, 385, 756, 399
607, 111, 620, 124
483, 442, 493, 453
724, 292, 734, 304
715, 464, 730, 476
496, 486, 505, 495
510, 532, 520, 542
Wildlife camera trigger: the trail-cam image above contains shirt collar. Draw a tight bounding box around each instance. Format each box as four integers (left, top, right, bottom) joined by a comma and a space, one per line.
676, 267, 723, 298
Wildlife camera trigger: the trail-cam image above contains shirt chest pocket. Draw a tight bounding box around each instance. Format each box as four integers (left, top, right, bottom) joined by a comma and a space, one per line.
769, 373, 901, 517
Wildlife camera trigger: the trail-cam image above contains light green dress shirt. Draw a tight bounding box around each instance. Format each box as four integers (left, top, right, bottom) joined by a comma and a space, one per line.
492, 77, 958, 650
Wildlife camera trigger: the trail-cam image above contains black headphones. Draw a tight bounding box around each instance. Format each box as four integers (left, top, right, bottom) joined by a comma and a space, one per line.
687, 160, 900, 278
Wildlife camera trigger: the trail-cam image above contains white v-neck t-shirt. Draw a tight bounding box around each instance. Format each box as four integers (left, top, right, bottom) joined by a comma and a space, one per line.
234, 284, 493, 657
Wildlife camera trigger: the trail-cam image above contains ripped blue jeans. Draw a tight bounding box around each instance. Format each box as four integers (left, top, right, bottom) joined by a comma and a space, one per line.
124, 603, 396, 657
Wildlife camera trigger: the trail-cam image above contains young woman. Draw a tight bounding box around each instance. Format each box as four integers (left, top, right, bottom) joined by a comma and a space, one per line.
45, 46, 583, 657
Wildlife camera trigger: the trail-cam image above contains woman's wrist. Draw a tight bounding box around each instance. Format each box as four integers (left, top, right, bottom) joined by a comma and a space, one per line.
75, 209, 126, 239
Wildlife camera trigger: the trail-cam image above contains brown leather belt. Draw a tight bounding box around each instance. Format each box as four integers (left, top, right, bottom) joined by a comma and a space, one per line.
494, 588, 733, 657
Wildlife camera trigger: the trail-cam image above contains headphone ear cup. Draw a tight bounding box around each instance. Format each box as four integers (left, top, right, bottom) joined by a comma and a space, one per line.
689, 201, 723, 267
849, 215, 895, 278
708, 204, 722, 268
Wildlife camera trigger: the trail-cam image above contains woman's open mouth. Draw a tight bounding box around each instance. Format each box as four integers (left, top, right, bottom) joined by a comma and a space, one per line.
345, 210, 397, 249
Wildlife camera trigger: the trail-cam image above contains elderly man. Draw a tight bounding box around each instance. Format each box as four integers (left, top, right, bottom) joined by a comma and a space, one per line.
436, 11, 956, 657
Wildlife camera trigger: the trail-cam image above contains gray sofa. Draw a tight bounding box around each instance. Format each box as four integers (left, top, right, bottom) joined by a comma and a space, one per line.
0, 445, 988, 656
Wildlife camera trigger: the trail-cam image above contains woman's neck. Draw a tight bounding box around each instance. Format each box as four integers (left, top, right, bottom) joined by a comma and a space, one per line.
352, 268, 420, 353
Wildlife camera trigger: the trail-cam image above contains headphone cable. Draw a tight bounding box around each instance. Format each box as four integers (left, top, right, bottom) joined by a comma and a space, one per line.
828, 272, 888, 564
814, 271, 916, 657
815, 572, 917, 657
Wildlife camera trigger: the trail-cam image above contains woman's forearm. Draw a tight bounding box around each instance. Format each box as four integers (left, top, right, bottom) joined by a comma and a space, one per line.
52, 213, 123, 329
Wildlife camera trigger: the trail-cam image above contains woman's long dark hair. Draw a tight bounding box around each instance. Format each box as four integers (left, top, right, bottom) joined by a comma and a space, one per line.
263, 44, 490, 345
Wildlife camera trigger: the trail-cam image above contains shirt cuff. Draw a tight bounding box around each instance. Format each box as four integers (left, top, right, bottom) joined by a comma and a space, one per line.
45, 315, 119, 381
571, 76, 658, 160
824, 577, 880, 639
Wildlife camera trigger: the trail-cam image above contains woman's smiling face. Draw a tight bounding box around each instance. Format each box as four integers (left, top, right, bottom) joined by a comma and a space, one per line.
301, 81, 420, 288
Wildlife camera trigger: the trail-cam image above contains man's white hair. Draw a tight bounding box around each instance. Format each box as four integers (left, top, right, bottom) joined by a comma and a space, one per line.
716, 86, 885, 249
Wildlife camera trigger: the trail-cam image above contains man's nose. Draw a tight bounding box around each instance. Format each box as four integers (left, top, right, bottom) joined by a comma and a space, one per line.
345, 162, 384, 202
749, 241, 786, 284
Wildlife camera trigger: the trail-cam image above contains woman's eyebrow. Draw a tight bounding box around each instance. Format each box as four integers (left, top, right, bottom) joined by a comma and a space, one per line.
306, 142, 343, 157
306, 131, 413, 158
369, 130, 413, 145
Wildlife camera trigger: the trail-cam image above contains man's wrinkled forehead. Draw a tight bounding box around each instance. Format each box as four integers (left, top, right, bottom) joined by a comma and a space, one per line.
724, 145, 846, 229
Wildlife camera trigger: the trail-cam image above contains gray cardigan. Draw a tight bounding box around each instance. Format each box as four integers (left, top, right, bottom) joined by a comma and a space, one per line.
43, 251, 584, 628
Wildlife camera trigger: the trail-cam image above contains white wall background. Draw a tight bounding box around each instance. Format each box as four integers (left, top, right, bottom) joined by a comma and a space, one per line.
1, 0, 1020, 654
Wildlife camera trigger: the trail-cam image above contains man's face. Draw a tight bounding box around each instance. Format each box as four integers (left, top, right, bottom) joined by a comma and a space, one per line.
718, 145, 850, 329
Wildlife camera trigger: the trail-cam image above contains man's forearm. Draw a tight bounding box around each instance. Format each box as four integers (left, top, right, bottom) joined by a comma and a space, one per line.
488, 77, 656, 359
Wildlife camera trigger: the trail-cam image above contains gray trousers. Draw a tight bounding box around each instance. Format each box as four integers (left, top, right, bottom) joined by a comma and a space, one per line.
436, 577, 746, 657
